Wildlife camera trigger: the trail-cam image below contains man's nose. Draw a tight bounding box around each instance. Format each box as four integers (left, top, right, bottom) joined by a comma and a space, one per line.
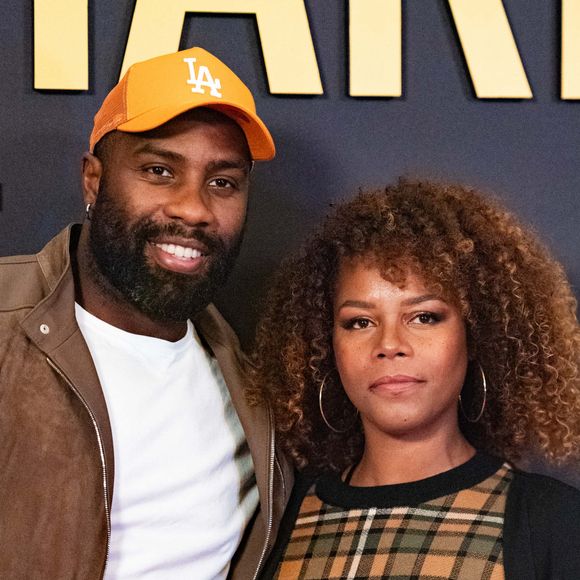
163, 185, 214, 226
372, 323, 413, 359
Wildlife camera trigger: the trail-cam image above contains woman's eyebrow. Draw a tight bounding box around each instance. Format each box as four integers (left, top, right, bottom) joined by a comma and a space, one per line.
337, 299, 375, 310
401, 293, 440, 306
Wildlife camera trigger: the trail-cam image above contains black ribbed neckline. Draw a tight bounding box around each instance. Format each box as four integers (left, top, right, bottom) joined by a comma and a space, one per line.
316, 452, 504, 509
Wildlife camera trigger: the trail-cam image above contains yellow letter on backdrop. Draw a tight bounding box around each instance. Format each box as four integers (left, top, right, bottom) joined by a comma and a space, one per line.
349, 0, 401, 96
34, 0, 88, 90
447, 0, 532, 98
562, 0, 580, 99
122, 0, 322, 94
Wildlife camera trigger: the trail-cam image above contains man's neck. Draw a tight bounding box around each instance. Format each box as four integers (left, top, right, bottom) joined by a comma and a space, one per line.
73, 228, 188, 342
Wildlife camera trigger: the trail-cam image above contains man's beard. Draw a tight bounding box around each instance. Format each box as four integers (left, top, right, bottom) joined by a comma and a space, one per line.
87, 184, 244, 322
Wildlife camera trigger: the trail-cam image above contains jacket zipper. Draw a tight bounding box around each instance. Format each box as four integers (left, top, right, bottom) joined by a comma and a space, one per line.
46, 357, 111, 578
252, 407, 276, 580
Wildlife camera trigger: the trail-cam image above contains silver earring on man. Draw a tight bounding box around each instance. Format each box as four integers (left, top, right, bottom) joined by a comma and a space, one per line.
85, 203, 92, 221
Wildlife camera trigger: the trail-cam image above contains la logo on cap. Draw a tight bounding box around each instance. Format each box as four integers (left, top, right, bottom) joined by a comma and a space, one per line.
90, 47, 276, 160
184, 57, 222, 98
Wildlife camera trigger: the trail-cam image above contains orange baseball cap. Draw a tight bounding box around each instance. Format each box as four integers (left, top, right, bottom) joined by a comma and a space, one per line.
90, 47, 275, 160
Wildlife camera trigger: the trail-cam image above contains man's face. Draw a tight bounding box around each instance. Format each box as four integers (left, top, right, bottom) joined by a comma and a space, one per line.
86, 109, 252, 322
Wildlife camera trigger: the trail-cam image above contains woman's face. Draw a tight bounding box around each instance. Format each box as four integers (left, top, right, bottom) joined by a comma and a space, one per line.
332, 259, 468, 441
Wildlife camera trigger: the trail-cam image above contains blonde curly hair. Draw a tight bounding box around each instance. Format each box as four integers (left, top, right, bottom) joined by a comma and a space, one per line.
249, 180, 580, 473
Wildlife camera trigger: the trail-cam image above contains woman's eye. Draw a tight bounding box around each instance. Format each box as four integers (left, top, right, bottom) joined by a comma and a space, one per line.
412, 312, 441, 325
345, 318, 372, 330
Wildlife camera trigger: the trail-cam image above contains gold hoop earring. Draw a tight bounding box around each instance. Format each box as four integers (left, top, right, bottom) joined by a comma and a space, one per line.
459, 362, 487, 423
318, 372, 358, 433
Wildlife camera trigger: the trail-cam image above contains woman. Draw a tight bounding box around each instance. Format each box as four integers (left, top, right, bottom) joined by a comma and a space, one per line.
251, 180, 580, 579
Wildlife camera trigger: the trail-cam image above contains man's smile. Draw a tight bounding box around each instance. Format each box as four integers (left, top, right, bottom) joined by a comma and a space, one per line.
154, 242, 205, 260
149, 241, 208, 274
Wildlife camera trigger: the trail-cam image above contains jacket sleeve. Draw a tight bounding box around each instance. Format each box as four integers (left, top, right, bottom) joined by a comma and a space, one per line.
503, 469, 580, 580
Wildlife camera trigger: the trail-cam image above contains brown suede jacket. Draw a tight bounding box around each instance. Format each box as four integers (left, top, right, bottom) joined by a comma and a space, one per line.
0, 225, 292, 579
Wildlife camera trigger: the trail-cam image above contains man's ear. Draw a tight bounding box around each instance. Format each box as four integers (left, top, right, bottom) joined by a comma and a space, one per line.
81, 152, 103, 205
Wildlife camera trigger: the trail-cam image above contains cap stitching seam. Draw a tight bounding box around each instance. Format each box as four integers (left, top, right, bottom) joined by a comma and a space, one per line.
122, 67, 130, 121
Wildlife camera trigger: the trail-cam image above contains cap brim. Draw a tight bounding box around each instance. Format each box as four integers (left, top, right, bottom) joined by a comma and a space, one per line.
117, 100, 275, 161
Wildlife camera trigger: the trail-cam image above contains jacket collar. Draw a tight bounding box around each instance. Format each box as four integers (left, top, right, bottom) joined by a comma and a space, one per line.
19, 226, 273, 524
20, 225, 116, 502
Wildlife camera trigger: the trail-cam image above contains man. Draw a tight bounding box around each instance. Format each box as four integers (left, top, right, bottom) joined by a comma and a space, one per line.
0, 47, 291, 579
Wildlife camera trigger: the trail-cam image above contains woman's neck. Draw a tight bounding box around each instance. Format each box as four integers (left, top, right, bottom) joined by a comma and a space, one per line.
349, 427, 475, 487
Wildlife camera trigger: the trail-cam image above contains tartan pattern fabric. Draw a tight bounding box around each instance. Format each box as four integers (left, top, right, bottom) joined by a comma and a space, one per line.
275, 463, 512, 580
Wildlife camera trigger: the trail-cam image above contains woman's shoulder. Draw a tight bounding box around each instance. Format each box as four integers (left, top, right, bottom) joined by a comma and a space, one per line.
507, 465, 580, 531
509, 466, 580, 506
503, 465, 580, 577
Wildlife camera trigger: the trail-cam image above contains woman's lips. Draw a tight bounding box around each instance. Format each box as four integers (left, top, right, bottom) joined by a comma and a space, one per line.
370, 375, 425, 394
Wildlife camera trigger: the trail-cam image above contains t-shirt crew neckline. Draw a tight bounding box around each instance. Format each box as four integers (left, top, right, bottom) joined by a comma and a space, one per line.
316, 452, 504, 510
74, 302, 200, 355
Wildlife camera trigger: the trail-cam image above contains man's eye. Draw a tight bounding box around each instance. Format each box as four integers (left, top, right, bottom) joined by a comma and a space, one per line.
146, 166, 172, 177
209, 177, 235, 189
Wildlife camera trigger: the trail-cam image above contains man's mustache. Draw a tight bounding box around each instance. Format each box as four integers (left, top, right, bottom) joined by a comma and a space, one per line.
135, 220, 225, 254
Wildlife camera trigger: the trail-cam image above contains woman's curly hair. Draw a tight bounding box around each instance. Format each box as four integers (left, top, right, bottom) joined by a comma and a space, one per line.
249, 180, 580, 473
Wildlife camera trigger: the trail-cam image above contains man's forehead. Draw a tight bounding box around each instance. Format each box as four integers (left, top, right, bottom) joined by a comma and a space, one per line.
135, 108, 246, 140
97, 109, 252, 165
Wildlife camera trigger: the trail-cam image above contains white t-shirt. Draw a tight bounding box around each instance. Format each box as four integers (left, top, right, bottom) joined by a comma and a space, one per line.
75, 304, 258, 579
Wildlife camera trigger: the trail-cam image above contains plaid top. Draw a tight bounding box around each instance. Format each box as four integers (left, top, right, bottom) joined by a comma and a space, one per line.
270, 454, 511, 580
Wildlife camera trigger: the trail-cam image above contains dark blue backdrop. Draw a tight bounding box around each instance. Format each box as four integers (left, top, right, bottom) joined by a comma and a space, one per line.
0, 2, 578, 483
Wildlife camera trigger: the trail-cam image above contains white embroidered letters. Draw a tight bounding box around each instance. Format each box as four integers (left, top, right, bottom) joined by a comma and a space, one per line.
183, 57, 222, 97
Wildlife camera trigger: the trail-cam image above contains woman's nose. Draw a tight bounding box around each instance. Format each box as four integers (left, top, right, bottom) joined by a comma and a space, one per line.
372, 324, 413, 359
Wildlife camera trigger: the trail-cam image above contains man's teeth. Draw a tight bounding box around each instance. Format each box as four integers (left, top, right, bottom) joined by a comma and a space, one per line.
155, 243, 203, 259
